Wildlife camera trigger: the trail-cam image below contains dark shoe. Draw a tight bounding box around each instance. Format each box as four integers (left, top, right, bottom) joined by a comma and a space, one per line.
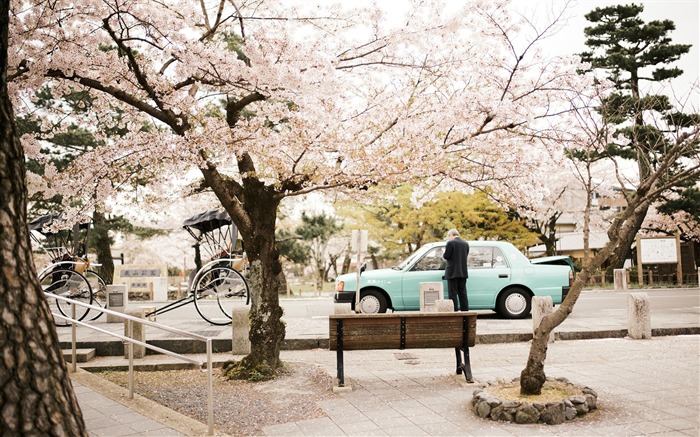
456, 367, 462, 375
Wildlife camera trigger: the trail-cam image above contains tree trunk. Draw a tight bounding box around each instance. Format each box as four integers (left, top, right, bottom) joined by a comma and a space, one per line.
0, 2, 88, 432
341, 251, 351, 275
214, 185, 286, 378
92, 210, 114, 284
520, 198, 644, 394
604, 204, 648, 273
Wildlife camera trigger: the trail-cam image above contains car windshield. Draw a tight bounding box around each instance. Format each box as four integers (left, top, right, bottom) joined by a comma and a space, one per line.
393, 245, 436, 270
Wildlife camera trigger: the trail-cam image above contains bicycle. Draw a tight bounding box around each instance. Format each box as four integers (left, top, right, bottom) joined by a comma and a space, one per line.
146, 208, 250, 325
29, 213, 107, 326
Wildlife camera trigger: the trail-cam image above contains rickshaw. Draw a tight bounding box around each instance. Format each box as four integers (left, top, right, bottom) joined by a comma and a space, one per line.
30, 213, 107, 326
145, 208, 250, 325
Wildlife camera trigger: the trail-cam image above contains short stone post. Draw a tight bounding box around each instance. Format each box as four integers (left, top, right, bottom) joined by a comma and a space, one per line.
232, 306, 251, 355
627, 292, 652, 339
124, 307, 146, 358
106, 284, 128, 323
435, 299, 456, 312
333, 303, 353, 315
614, 269, 628, 290
532, 296, 555, 343
697, 268, 700, 288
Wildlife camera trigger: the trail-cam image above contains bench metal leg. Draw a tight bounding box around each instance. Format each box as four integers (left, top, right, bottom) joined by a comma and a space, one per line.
336, 319, 345, 387
457, 316, 474, 383
462, 345, 474, 383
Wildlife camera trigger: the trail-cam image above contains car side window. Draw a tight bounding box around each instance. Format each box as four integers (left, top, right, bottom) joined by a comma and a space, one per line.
411, 247, 446, 271
468, 247, 507, 269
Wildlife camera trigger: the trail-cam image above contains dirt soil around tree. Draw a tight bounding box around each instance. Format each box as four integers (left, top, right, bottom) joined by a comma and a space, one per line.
93, 362, 339, 436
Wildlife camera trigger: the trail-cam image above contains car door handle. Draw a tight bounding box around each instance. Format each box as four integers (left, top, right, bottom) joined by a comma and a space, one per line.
499, 274, 509, 278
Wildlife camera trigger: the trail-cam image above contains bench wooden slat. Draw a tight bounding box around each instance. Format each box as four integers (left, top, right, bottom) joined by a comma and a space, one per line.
329, 312, 476, 350
329, 312, 477, 387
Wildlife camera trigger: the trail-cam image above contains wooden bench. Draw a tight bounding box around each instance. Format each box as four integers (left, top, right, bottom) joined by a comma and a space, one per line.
329, 312, 477, 387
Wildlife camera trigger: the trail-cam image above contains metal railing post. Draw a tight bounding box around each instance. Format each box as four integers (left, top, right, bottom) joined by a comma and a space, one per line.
71, 303, 77, 373
207, 339, 214, 436
128, 319, 134, 400
47, 292, 217, 434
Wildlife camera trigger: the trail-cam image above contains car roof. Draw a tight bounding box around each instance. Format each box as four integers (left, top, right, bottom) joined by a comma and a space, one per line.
423, 240, 513, 248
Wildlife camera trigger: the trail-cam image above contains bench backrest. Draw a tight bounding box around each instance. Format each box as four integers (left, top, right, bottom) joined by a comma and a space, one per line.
329, 312, 477, 351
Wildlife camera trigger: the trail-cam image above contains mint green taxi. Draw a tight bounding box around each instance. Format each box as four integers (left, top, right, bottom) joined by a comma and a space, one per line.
333, 241, 572, 318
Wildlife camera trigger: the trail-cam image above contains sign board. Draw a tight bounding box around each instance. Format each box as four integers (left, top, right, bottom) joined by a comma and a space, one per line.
636, 235, 682, 286
108, 293, 124, 308
639, 238, 678, 264
114, 264, 169, 301
419, 282, 443, 312
351, 230, 368, 253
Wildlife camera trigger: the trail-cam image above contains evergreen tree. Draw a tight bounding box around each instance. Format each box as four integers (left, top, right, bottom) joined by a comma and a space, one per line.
579, 3, 697, 271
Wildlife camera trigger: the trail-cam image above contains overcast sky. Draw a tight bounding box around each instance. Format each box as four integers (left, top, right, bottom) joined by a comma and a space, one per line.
518, 0, 699, 105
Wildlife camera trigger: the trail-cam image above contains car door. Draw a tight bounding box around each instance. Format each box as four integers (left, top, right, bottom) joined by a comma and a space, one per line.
400, 246, 446, 310
466, 245, 512, 309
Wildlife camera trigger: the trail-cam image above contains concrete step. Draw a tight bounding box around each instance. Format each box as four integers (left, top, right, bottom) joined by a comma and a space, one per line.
62, 348, 96, 363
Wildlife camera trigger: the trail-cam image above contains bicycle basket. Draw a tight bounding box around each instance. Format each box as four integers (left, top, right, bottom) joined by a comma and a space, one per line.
183, 209, 241, 261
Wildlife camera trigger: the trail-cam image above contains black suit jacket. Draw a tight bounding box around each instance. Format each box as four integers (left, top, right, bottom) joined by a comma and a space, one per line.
443, 237, 469, 279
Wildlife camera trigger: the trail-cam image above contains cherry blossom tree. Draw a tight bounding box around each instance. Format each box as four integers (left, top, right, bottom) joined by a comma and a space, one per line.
9, 0, 589, 377
519, 78, 700, 394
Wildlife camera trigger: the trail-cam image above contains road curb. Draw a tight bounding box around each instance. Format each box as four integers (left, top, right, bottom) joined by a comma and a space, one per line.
61, 326, 700, 362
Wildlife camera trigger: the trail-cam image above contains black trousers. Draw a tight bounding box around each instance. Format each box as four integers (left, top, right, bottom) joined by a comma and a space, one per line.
447, 277, 468, 311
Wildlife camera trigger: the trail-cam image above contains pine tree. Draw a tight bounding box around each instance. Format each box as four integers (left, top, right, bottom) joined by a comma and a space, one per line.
579, 3, 696, 271
1, 0, 87, 433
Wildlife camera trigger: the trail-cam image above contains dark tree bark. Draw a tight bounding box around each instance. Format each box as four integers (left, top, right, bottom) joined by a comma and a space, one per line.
604, 205, 648, 273
222, 187, 286, 374
341, 251, 351, 275
92, 210, 114, 284
0, 1, 87, 434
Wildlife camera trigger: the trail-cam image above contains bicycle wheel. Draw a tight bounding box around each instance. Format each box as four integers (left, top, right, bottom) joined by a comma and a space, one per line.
193, 266, 249, 325
39, 268, 93, 326
83, 270, 107, 321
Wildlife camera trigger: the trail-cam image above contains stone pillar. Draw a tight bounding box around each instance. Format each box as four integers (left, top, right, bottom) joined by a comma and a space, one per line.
232, 306, 251, 355
613, 269, 628, 291
628, 292, 651, 339
106, 284, 128, 323
124, 307, 146, 358
435, 299, 456, 312
532, 296, 555, 343
333, 303, 353, 315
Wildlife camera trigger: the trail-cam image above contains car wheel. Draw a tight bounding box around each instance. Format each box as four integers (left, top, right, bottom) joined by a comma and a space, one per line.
358, 289, 388, 314
497, 288, 531, 319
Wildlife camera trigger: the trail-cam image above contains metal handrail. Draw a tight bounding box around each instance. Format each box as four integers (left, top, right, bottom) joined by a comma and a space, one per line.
48, 293, 215, 436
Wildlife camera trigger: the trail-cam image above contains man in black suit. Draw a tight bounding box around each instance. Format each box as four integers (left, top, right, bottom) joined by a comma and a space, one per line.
443, 229, 470, 311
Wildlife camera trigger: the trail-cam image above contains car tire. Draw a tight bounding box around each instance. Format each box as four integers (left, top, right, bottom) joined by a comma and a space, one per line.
497, 288, 531, 319
357, 289, 388, 314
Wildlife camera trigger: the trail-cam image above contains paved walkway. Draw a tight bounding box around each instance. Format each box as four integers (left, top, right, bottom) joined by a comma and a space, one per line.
72, 373, 190, 436
65, 290, 699, 436
73, 336, 700, 436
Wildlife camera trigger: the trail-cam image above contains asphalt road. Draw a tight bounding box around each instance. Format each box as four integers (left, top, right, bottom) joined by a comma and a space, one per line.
279, 287, 700, 320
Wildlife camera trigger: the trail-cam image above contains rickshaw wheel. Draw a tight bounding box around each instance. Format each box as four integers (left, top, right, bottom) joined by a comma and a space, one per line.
193, 265, 249, 325
83, 270, 107, 321
39, 268, 94, 326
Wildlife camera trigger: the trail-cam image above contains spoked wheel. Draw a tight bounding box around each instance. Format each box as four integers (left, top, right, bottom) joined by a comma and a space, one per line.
39, 268, 94, 326
193, 266, 249, 325
83, 270, 107, 321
